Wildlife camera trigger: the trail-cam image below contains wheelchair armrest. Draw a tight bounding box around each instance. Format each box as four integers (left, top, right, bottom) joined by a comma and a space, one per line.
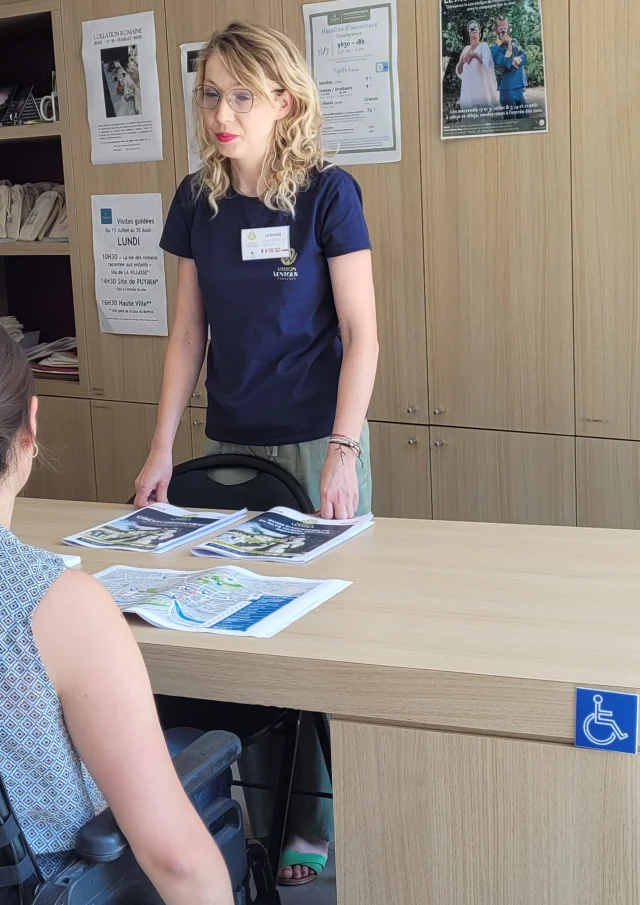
171, 730, 241, 798
75, 730, 242, 863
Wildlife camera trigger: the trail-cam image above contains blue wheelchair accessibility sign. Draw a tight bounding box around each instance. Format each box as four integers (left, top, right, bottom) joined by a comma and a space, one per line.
575, 688, 639, 755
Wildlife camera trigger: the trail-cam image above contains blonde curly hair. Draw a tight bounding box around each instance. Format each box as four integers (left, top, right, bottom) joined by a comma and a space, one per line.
194, 21, 327, 217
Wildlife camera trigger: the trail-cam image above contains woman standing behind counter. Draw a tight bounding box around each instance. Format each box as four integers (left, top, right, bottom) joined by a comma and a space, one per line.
135, 21, 378, 887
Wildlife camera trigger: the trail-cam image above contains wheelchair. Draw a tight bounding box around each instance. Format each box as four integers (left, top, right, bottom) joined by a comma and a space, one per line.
0, 731, 280, 905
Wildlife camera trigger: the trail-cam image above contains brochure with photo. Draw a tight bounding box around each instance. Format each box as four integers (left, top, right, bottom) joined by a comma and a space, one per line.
63, 503, 246, 554
192, 507, 373, 563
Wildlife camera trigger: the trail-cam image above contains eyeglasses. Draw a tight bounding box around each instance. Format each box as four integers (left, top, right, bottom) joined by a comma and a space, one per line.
194, 86, 282, 114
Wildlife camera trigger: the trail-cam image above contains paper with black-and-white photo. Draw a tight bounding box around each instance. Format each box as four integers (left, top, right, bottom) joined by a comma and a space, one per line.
181, 42, 205, 174
303, 0, 401, 164
91, 193, 168, 336
440, 0, 548, 140
82, 11, 163, 164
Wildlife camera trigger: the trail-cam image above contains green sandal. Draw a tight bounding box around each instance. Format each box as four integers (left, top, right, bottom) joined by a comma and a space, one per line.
278, 849, 328, 887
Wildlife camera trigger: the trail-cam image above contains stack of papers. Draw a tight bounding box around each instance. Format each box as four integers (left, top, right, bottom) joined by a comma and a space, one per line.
31, 350, 79, 381
63, 503, 246, 554
95, 564, 349, 637
192, 507, 373, 563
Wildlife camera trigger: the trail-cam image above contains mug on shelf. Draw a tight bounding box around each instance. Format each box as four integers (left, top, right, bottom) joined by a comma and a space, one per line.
38, 92, 58, 123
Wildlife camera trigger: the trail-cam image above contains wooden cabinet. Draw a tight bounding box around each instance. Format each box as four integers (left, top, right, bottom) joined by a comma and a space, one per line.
25, 396, 96, 501
573, 0, 640, 440
369, 422, 431, 519
91, 401, 192, 503
577, 438, 640, 529
282, 0, 429, 425
431, 427, 576, 526
418, 0, 573, 435
61, 0, 178, 404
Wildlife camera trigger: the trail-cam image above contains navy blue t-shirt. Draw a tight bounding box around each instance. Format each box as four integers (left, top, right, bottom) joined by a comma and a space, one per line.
160, 166, 371, 446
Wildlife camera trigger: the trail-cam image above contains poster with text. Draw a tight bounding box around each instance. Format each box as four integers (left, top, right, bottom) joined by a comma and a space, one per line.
82, 12, 163, 164
441, 0, 548, 140
91, 193, 168, 336
181, 42, 205, 174
303, 0, 401, 164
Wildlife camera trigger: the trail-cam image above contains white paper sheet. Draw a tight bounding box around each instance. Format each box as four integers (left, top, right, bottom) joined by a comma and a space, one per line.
303, 0, 401, 164
82, 11, 163, 164
91, 193, 168, 336
181, 42, 205, 173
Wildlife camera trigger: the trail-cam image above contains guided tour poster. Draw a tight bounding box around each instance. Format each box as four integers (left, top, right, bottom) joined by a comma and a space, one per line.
441, 0, 548, 140
303, 0, 401, 164
91, 193, 168, 337
82, 11, 163, 163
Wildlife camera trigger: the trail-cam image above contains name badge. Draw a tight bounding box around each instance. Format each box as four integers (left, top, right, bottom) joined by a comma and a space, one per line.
241, 226, 290, 261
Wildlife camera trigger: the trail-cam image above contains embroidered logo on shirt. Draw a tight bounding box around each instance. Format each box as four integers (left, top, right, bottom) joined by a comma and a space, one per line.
274, 248, 299, 280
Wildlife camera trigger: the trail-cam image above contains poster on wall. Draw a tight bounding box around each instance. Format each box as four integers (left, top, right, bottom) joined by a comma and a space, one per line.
82, 12, 163, 164
303, 0, 401, 165
441, 0, 548, 140
181, 42, 205, 174
91, 193, 168, 337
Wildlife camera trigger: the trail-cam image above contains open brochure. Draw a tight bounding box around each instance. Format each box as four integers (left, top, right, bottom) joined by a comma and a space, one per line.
63, 503, 246, 554
191, 507, 373, 563
94, 564, 350, 637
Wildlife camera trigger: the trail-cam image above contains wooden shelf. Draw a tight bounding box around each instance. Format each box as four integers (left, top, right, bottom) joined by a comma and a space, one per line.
0, 241, 69, 256
0, 122, 62, 143
34, 377, 84, 399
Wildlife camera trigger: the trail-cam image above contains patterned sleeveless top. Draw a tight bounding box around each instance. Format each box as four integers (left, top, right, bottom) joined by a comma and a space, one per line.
0, 526, 103, 878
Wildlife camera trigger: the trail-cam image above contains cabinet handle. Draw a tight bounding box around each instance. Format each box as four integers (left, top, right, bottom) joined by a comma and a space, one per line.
192, 420, 204, 426
432, 408, 445, 416
406, 405, 418, 414
433, 440, 447, 448
407, 438, 419, 446
192, 391, 202, 398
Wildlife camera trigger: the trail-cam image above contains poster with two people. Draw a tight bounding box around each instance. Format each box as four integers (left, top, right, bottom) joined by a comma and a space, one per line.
441, 0, 548, 139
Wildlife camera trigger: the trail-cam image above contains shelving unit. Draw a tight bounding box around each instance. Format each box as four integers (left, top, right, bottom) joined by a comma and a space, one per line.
0, 0, 88, 424
0, 122, 62, 142
0, 241, 70, 255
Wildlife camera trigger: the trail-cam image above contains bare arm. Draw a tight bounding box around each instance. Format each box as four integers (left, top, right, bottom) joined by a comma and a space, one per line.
135, 257, 207, 506
33, 570, 233, 905
320, 249, 378, 518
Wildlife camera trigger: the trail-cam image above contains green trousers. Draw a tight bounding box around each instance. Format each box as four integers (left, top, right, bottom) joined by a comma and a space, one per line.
202, 424, 371, 842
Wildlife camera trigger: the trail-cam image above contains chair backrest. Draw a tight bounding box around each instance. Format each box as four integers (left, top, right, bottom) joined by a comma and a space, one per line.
0, 774, 40, 904
167, 454, 315, 514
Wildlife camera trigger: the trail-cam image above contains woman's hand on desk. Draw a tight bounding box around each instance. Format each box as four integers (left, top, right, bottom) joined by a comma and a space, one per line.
319, 444, 359, 520
134, 446, 173, 507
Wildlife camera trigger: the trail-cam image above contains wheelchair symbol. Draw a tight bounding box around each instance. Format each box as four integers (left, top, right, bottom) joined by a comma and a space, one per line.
583, 694, 629, 747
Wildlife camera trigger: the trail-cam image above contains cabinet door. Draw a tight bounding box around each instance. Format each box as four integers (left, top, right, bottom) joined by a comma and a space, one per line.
92, 402, 192, 503
577, 438, 640, 529
25, 397, 96, 502
190, 408, 206, 457
370, 422, 431, 519
431, 428, 576, 527
62, 0, 177, 404
573, 0, 640, 439
419, 0, 573, 435
282, 0, 429, 425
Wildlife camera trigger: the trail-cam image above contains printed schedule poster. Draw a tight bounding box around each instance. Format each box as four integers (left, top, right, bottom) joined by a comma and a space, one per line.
181, 42, 205, 174
303, 0, 401, 164
91, 193, 168, 337
441, 0, 548, 140
82, 11, 163, 164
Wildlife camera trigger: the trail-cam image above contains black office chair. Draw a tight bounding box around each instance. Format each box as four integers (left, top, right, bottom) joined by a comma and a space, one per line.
160, 454, 333, 881
167, 454, 315, 513
0, 731, 279, 905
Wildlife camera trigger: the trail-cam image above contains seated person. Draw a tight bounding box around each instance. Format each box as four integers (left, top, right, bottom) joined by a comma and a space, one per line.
0, 325, 233, 905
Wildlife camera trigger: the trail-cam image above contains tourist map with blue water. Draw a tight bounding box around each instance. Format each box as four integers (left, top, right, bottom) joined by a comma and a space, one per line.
95, 564, 349, 637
